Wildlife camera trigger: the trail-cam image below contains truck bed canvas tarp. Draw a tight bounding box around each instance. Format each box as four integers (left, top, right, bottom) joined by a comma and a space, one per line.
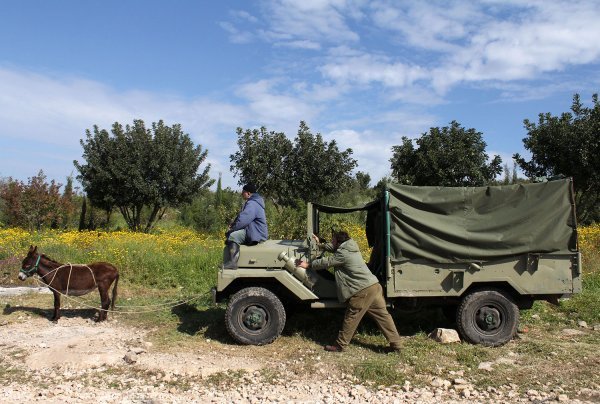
387, 179, 577, 263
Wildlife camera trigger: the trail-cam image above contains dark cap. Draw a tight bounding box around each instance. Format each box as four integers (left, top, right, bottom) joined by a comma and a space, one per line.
242, 183, 257, 193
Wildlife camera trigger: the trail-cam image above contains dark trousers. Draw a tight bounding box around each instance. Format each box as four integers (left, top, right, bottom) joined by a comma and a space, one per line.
336, 283, 402, 349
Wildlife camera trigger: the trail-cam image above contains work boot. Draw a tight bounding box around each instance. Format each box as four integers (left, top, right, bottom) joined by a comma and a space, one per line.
324, 344, 343, 352
223, 241, 240, 269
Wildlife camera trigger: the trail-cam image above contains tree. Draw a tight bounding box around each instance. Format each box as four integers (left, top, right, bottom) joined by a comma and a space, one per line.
501, 161, 521, 185
355, 171, 371, 191
215, 173, 223, 208
230, 122, 357, 208
0, 178, 7, 227
287, 122, 358, 204
75, 119, 214, 232
514, 94, 600, 224
179, 186, 241, 233
390, 121, 502, 186
57, 175, 77, 229
0, 171, 63, 230
230, 126, 293, 207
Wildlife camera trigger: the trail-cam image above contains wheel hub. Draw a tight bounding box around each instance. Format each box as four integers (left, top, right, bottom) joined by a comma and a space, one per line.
476, 306, 501, 331
242, 305, 267, 330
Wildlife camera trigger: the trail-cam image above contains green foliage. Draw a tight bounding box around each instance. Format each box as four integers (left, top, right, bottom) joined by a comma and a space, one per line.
75, 119, 214, 232
0, 178, 6, 227
230, 126, 293, 206
179, 186, 242, 234
501, 161, 522, 185
266, 202, 307, 239
352, 357, 405, 385
390, 120, 502, 186
326, 173, 378, 207
557, 245, 600, 323
58, 175, 78, 228
230, 121, 357, 207
288, 122, 358, 204
0, 171, 75, 230
514, 93, 600, 224
354, 171, 371, 191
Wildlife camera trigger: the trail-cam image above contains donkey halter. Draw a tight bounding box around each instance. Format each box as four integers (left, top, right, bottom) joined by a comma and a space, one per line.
20, 254, 41, 276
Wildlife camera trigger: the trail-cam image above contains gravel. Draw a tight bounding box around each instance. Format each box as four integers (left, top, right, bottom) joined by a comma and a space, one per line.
1, 290, 598, 403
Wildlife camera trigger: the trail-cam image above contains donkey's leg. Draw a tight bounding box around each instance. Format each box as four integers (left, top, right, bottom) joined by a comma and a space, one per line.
98, 285, 110, 321
51, 290, 61, 321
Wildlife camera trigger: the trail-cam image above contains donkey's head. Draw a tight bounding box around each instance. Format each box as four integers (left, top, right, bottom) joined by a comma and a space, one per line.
19, 245, 40, 280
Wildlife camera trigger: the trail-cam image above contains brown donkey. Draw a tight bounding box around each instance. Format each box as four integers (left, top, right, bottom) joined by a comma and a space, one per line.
19, 246, 119, 322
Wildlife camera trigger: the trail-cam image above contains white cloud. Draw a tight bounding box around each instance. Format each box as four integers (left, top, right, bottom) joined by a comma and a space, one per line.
258, 0, 363, 46
0, 66, 251, 187
321, 50, 429, 88
370, 0, 481, 53
231, 10, 259, 24
276, 40, 322, 50
235, 79, 320, 133
322, 107, 438, 181
325, 128, 395, 181
250, 0, 600, 96
218, 21, 255, 44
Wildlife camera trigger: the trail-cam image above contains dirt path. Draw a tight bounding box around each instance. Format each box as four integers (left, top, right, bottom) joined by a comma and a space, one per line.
1, 288, 598, 403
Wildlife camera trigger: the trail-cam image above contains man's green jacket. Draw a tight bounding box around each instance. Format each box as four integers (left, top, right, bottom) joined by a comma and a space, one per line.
311, 239, 378, 303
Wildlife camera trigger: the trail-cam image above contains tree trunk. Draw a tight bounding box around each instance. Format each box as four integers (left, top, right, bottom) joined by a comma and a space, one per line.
78, 197, 87, 231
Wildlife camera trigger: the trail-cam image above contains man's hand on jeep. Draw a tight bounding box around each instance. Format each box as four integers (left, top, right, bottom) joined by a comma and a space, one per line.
295, 259, 309, 269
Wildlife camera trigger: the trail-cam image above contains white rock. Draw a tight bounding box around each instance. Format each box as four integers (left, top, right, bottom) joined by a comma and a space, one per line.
578, 320, 588, 328
495, 357, 516, 365
123, 352, 137, 364
561, 328, 585, 336
430, 377, 447, 388
478, 362, 494, 371
428, 328, 461, 343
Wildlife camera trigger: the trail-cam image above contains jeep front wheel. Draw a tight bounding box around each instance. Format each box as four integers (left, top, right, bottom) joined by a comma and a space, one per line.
225, 287, 286, 345
457, 289, 519, 347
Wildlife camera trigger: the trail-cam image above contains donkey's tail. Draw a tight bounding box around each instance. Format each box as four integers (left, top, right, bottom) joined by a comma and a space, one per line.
111, 272, 119, 310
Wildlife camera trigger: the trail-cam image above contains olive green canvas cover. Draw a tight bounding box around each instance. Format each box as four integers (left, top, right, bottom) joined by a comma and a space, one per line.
388, 178, 577, 263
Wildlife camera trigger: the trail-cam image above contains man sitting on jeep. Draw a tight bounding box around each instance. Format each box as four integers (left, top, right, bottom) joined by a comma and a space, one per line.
223, 183, 268, 269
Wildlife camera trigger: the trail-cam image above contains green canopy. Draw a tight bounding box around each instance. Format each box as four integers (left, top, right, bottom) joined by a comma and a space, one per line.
387, 178, 577, 263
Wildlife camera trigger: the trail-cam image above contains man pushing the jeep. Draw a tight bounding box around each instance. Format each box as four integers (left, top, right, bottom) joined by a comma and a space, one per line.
296, 230, 402, 352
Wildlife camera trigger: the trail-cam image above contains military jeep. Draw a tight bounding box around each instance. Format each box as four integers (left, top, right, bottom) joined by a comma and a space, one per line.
212, 178, 582, 347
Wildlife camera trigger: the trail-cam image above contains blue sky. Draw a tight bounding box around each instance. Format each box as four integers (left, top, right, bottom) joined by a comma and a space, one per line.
1, 0, 599, 190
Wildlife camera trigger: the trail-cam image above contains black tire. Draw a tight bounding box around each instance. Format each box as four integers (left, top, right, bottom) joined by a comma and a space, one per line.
225, 287, 286, 345
457, 289, 519, 347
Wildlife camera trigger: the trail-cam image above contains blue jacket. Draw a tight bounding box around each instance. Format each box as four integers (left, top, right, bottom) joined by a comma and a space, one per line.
228, 193, 268, 243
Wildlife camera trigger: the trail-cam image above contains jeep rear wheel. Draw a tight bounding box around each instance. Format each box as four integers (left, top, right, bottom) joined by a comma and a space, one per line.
457, 289, 519, 347
225, 287, 286, 345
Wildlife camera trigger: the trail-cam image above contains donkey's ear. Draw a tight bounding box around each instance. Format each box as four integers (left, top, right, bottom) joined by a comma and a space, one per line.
29, 245, 34, 252
33, 246, 38, 252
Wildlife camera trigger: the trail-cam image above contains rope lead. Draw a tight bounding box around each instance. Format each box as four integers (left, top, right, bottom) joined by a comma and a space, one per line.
30, 276, 211, 314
